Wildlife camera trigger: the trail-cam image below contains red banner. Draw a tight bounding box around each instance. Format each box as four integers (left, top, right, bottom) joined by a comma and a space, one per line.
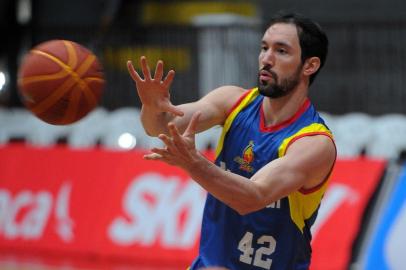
0, 144, 206, 269
310, 158, 386, 270
0, 145, 386, 269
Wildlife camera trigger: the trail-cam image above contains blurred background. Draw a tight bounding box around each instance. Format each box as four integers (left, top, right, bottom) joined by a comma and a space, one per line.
1, 0, 405, 114
0, 0, 406, 270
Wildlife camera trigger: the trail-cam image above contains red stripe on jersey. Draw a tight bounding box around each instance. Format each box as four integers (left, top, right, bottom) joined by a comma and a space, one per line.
225, 89, 253, 117
260, 98, 311, 132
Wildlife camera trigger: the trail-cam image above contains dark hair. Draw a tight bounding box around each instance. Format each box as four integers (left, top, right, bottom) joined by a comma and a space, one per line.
267, 11, 329, 85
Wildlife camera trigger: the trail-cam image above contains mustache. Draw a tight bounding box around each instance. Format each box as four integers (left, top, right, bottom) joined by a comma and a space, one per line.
260, 65, 278, 80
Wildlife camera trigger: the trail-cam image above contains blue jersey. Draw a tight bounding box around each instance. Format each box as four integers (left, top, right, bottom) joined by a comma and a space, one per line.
190, 88, 334, 270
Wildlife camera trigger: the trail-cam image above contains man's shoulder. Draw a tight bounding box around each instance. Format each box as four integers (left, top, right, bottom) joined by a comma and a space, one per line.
203, 85, 251, 113
212, 85, 248, 96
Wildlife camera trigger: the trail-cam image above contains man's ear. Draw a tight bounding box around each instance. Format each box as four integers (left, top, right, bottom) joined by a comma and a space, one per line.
303, 57, 321, 76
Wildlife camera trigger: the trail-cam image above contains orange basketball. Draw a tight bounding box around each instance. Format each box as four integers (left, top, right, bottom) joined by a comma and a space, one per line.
17, 39, 105, 125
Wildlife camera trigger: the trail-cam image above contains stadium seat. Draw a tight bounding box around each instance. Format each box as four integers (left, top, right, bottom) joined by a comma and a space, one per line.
0, 107, 10, 143
28, 120, 72, 146
367, 114, 406, 160
331, 112, 373, 158
0, 108, 36, 143
195, 125, 222, 151
100, 107, 161, 150
0, 107, 74, 146
67, 107, 109, 148
319, 111, 336, 130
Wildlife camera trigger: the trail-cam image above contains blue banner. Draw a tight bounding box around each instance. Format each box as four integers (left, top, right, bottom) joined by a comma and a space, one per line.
363, 164, 406, 270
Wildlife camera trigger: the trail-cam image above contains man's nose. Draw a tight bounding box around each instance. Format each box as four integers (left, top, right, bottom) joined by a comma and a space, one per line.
261, 50, 275, 67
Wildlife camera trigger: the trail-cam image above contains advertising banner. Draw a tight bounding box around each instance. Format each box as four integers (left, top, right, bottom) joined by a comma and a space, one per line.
0, 144, 206, 268
362, 164, 406, 270
0, 145, 387, 269
310, 158, 386, 270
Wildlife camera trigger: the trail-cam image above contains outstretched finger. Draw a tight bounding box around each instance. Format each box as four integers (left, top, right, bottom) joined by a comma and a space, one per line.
184, 111, 201, 137
154, 60, 164, 81
144, 152, 163, 160
162, 70, 175, 89
144, 151, 176, 166
168, 122, 190, 153
140, 56, 152, 81
127, 61, 143, 82
162, 103, 184, 117
144, 147, 168, 160
168, 122, 183, 142
158, 134, 176, 151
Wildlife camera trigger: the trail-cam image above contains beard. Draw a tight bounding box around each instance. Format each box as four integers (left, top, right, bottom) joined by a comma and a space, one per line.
258, 65, 302, 98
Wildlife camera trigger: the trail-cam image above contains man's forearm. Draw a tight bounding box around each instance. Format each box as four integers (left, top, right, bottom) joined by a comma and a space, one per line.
186, 153, 264, 215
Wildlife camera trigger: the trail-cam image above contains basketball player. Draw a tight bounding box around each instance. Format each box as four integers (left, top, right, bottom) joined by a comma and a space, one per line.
128, 12, 336, 270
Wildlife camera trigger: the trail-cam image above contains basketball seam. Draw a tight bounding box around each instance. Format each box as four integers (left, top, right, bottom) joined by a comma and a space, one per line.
31, 52, 100, 116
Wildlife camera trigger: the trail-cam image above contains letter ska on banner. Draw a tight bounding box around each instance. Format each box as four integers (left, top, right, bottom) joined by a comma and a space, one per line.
0, 144, 207, 268
361, 163, 406, 270
310, 158, 386, 270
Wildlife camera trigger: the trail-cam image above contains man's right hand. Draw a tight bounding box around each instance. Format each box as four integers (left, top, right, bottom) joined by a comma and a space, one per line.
127, 56, 184, 117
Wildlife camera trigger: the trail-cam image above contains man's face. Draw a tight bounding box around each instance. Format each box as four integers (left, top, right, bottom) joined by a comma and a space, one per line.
258, 23, 304, 98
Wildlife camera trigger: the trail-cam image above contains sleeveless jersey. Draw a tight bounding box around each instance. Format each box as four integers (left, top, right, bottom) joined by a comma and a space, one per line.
190, 88, 334, 270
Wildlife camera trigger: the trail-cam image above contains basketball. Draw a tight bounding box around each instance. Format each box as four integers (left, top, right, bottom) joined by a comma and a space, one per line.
17, 39, 105, 125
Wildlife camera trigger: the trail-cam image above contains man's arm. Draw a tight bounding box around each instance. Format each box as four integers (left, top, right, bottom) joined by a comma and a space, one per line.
140, 85, 244, 136
128, 56, 244, 136
146, 115, 336, 215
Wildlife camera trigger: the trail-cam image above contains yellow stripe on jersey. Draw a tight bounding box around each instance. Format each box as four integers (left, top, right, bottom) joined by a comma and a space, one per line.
277, 123, 334, 232
215, 88, 259, 158
278, 123, 333, 158
287, 184, 330, 232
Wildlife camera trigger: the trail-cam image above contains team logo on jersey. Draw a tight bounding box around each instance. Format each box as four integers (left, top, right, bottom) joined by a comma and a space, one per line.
234, 140, 255, 173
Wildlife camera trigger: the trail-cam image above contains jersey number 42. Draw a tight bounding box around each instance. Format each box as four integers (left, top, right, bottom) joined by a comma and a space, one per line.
238, 231, 277, 269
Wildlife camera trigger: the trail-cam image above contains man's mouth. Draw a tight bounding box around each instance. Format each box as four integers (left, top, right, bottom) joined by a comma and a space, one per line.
259, 70, 273, 82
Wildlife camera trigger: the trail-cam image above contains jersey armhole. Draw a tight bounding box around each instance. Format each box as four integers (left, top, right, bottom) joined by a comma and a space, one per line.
285, 132, 337, 194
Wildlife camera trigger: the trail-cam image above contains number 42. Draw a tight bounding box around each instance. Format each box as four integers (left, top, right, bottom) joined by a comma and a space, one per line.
238, 231, 276, 269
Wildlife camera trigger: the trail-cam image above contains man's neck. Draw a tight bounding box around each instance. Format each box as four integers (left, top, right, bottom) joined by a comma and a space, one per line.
261, 87, 308, 127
